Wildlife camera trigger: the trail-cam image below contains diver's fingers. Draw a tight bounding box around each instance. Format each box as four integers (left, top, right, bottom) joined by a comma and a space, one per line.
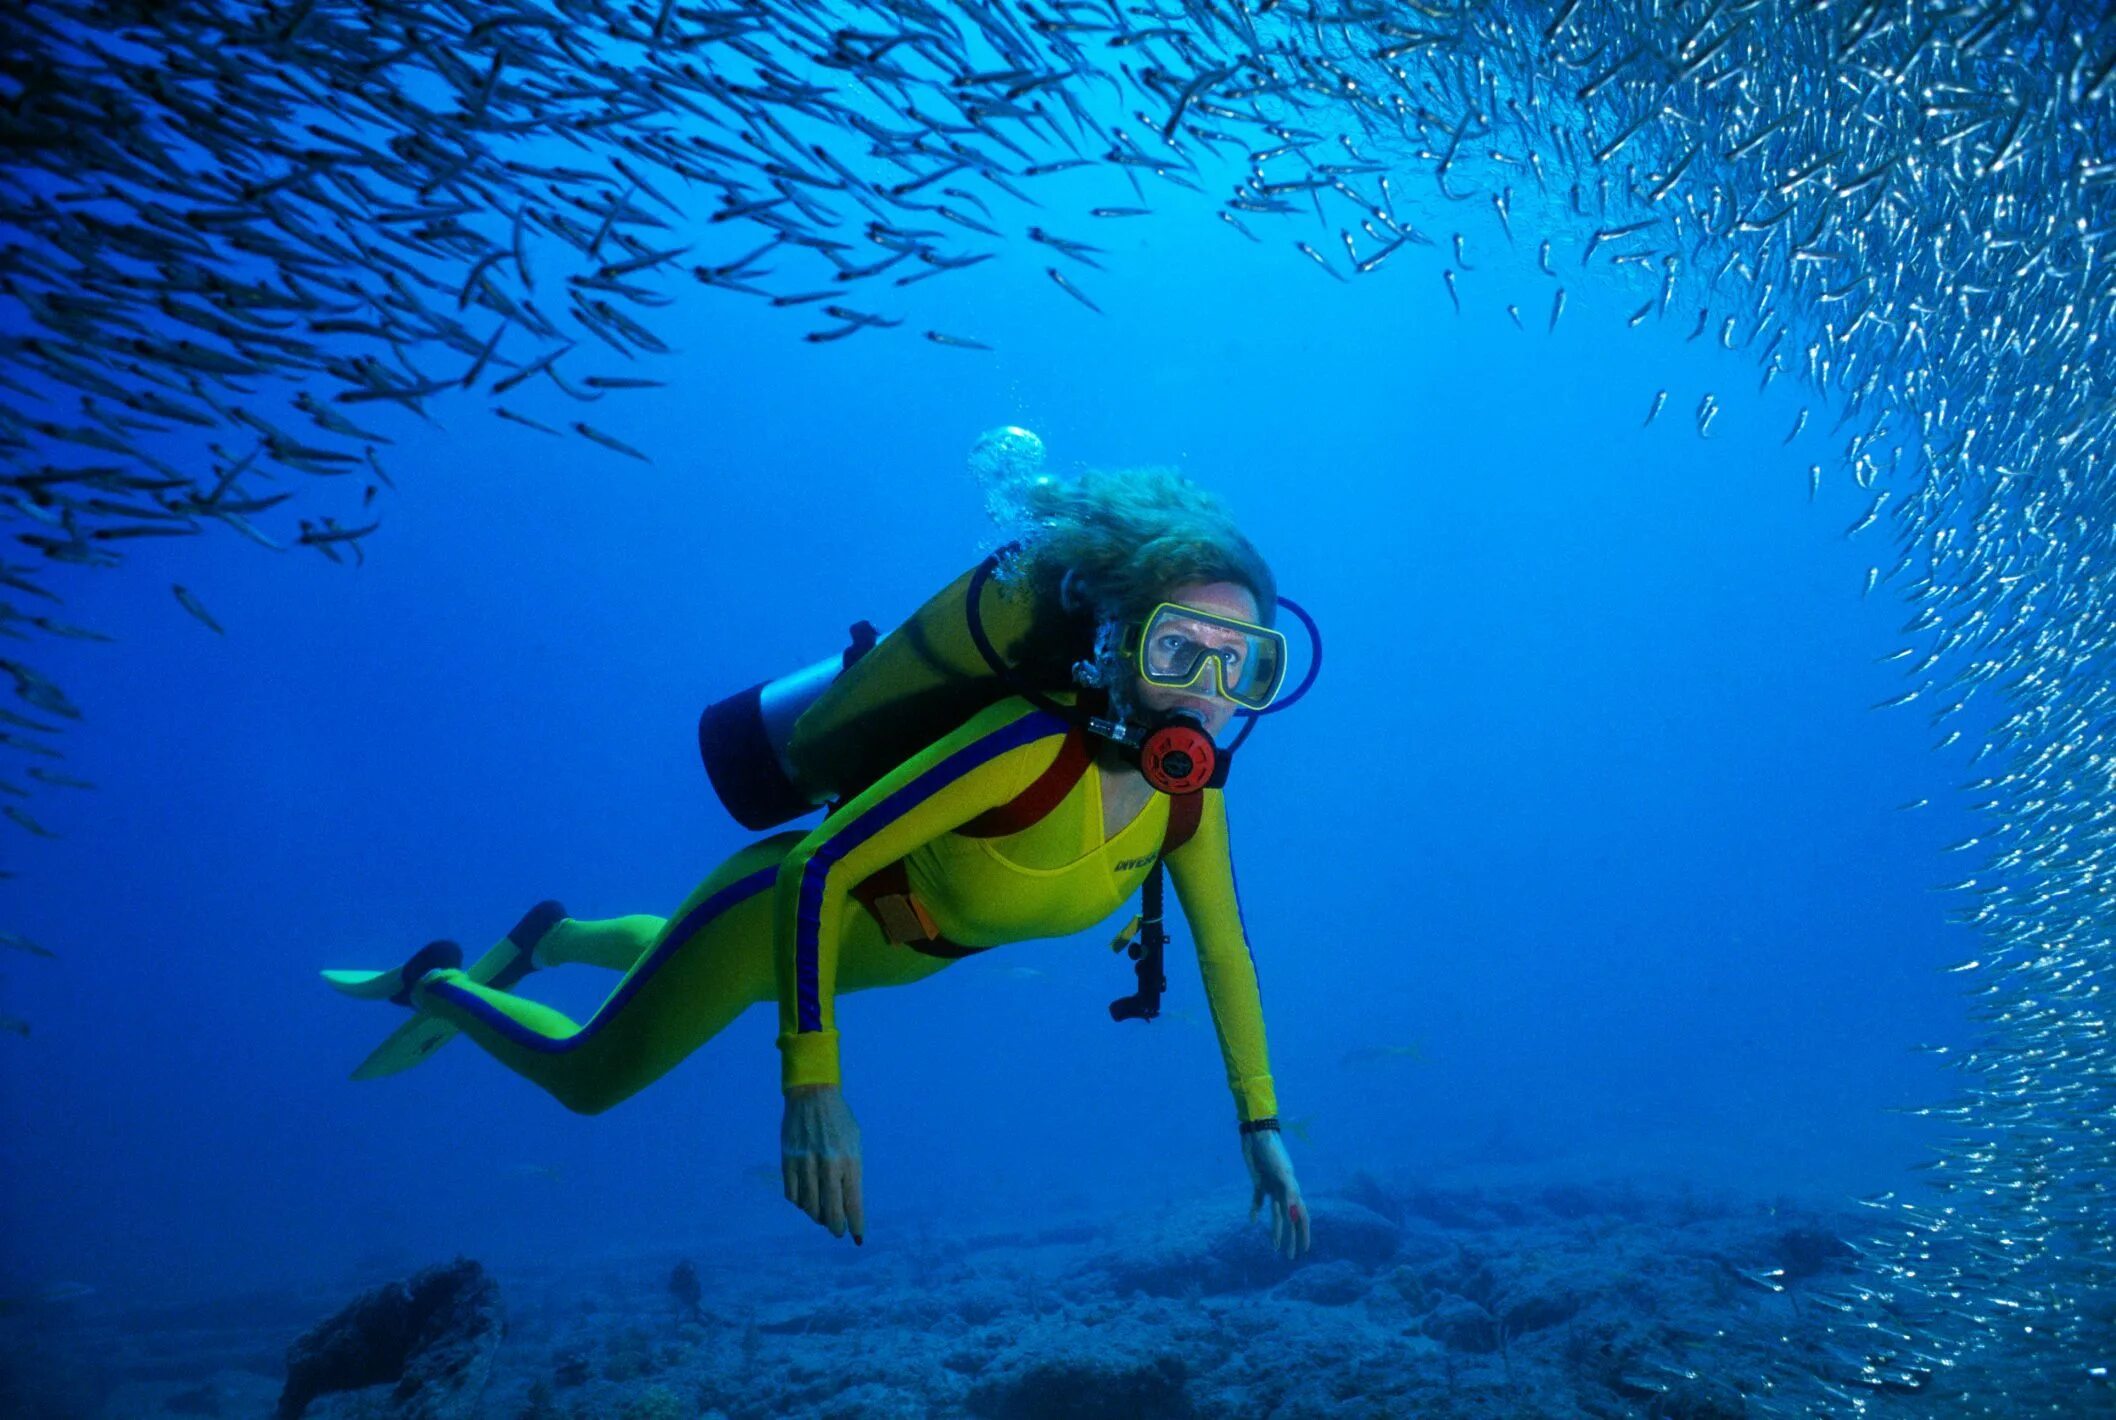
1272, 1199, 1286, 1254
1293, 1200, 1311, 1257
844, 1163, 866, 1246
796, 1156, 820, 1221
820, 1160, 848, 1237
1250, 1180, 1263, 1222
783, 1156, 798, 1205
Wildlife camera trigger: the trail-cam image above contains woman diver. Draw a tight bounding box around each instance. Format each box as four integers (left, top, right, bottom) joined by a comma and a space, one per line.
325, 452, 1317, 1259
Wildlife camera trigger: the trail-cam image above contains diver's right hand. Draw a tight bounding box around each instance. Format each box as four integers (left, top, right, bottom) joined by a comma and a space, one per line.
781, 1083, 865, 1245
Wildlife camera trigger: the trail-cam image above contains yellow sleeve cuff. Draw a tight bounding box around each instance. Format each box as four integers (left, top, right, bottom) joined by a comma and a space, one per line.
1233, 1074, 1278, 1124
778, 1029, 842, 1092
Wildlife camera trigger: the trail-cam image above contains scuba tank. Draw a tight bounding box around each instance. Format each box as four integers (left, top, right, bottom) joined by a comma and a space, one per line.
696, 621, 878, 831
694, 553, 1094, 832
701, 427, 1067, 831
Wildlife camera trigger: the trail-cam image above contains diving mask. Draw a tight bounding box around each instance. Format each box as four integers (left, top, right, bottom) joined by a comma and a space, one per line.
1122, 602, 1289, 712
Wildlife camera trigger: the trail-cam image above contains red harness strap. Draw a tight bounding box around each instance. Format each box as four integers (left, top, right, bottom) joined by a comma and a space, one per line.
954, 724, 1095, 838
852, 705, 1210, 957
1162, 785, 1204, 857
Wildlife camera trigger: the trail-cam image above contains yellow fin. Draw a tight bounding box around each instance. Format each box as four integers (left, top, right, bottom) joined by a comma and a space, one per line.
341, 935, 524, 1079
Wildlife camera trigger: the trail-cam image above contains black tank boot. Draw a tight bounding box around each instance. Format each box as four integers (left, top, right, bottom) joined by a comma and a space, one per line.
490, 900, 567, 991
388, 940, 464, 1006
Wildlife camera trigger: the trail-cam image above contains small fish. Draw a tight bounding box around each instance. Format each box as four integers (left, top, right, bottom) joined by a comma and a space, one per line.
1294, 241, 1343, 281
1582, 219, 1657, 264
1441, 268, 1460, 313
0, 1016, 26, 1039
1785, 408, 1809, 442
27, 617, 111, 642
27, 767, 93, 790
298, 519, 381, 548
495, 406, 562, 437
4, 804, 57, 838
924, 330, 993, 351
1845, 490, 1890, 538
459, 320, 509, 390
0, 931, 54, 958
1045, 266, 1102, 314
574, 423, 651, 462
1548, 287, 1566, 332
171, 585, 223, 635
0, 661, 81, 720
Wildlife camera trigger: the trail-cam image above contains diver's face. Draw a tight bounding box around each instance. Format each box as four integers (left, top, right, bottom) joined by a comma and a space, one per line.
1127, 580, 1262, 740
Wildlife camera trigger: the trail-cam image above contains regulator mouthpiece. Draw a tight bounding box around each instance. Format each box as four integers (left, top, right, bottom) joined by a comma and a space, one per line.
1138, 712, 1216, 795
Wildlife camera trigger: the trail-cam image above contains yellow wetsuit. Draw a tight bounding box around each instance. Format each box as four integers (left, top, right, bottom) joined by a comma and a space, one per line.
409, 691, 1279, 1124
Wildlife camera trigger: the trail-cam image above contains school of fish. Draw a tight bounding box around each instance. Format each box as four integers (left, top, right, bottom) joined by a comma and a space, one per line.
2, 0, 2112, 1409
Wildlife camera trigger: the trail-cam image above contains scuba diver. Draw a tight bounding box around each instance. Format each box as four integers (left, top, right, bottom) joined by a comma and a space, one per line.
324, 442, 1319, 1260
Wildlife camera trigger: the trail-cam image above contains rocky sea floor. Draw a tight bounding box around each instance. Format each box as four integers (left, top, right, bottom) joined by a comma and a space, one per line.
4, 1169, 1988, 1419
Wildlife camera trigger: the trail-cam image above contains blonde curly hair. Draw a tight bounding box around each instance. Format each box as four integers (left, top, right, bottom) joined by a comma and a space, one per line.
988, 465, 1277, 626
984, 465, 1277, 697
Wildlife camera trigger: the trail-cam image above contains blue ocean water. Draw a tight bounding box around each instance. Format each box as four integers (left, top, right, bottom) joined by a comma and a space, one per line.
3, 143, 1974, 1298
11, 7, 2086, 1412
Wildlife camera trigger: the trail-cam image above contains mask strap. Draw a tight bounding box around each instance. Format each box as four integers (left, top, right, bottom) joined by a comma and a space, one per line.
1248, 595, 1323, 716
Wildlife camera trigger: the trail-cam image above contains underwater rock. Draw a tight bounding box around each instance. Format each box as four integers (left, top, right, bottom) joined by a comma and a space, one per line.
966, 1351, 1192, 1420
550, 1348, 591, 1388
1398, 1184, 1534, 1231
1273, 1260, 1371, 1306
1084, 1197, 1398, 1297
167, 1379, 226, 1414
276, 1258, 503, 1420
666, 1261, 702, 1323
815, 1381, 932, 1419
1421, 1294, 1501, 1353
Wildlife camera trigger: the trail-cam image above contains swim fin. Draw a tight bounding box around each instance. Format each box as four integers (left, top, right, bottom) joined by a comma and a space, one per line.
330, 902, 564, 1080
322, 938, 462, 1004
343, 936, 519, 1080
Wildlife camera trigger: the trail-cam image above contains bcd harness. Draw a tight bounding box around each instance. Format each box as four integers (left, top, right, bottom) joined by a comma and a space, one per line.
841, 694, 1201, 1024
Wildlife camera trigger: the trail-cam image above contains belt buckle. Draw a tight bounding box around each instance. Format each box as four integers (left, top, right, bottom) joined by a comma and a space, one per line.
873, 892, 939, 945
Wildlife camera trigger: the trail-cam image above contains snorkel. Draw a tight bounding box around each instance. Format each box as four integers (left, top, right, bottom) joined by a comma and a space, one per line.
963, 548, 1323, 794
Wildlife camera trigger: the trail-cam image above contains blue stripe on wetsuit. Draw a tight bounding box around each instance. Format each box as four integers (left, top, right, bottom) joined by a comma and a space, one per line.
426, 865, 779, 1054
793, 708, 1065, 1033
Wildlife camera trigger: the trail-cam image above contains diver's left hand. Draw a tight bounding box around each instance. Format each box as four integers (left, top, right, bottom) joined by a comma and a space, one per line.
1242, 1127, 1310, 1260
